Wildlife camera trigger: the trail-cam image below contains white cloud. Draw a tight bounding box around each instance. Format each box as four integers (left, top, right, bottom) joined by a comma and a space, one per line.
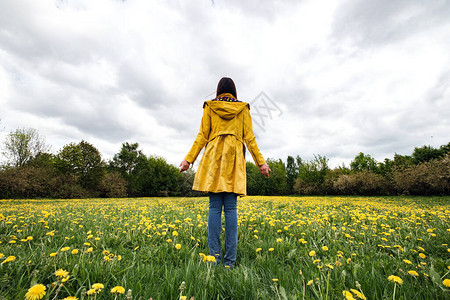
0, 0, 449, 169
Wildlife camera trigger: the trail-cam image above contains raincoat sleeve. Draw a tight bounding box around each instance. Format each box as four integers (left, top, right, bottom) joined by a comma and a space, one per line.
184, 105, 211, 164
243, 106, 266, 166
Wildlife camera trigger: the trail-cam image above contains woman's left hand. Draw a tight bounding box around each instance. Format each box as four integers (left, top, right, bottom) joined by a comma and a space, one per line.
179, 159, 190, 172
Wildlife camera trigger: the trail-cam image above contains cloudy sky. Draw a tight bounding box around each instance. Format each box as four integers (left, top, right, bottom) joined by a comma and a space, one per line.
1, 0, 449, 168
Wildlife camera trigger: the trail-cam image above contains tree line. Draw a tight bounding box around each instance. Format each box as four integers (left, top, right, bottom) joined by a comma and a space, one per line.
0, 127, 449, 198
0, 128, 199, 198
247, 144, 450, 196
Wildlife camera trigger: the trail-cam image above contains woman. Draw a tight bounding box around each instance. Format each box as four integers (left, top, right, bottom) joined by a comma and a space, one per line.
179, 77, 270, 267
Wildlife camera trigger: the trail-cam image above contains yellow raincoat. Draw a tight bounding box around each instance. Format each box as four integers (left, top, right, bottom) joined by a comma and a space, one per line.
185, 93, 266, 196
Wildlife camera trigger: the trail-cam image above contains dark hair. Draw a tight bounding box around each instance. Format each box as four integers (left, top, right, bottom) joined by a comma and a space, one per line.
216, 77, 237, 98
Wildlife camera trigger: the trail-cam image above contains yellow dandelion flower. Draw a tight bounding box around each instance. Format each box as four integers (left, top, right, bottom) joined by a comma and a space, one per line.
172, 231, 178, 236
309, 251, 316, 257
180, 296, 187, 300
306, 280, 313, 286
272, 278, 278, 282
408, 270, 419, 277
350, 289, 366, 300
71, 249, 79, 255
325, 264, 334, 269
117, 255, 122, 261
2, 256, 15, 264
203, 255, 216, 263
268, 248, 274, 252
111, 286, 125, 294
62, 297, 77, 300
92, 283, 104, 290
86, 289, 96, 295
62, 276, 70, 282
403, 259, 412, 264
85, 247, 93, 253
61, 247, 70, 252
256, 248, 262, 252
442, 279, 450, 287
84, 242, 90, 246
419, 253, 426, 259
322, 246, 328, 251
388, 275, 403, 285
25, 284, 46, 300
175, 244, 182, 250
276, 238, 282, 243
55, 269, 69, 278
342, 290, 355, 300
0, 253, 3, 259
49, 252, 58, 257
313, 259, 321, 264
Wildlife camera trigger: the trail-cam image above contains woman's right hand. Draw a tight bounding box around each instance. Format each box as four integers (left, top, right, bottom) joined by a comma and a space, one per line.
259, 163, 271, 178
179, 159, 190, 172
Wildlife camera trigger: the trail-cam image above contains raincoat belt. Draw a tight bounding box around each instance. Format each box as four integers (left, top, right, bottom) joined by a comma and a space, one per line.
207, 132, 244, 144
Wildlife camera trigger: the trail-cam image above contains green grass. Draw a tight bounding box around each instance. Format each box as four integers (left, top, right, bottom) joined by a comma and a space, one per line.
0, 196, 449, 299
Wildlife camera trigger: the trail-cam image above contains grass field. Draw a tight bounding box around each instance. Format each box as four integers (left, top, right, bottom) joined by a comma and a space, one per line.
0, 196, 449, 299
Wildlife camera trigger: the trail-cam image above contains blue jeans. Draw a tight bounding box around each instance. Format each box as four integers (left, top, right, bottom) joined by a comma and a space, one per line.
208, 192, 238, 266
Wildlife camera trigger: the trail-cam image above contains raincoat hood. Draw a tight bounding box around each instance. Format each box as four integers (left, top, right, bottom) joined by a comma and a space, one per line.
204, 100, 249, 120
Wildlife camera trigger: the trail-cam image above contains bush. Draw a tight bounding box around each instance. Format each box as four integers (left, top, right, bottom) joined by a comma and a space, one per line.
294, 155, 330, 195
322, 166, 351, 195
333, 171, 392, 195
293, 177, 322, 195
0, 167, 52, 198
393, 154, 450, 195
50, 174, 90, 199
177, 168, 205, 197
0, 167, 90, 199
99, 172, 127, 198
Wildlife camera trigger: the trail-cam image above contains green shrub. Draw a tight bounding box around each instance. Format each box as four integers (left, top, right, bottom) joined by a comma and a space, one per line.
333, 171, 391, 195
99, 172, 127, 198
393, 154, 450, 195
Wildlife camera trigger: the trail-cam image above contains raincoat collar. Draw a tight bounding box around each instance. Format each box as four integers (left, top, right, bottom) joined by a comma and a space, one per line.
212, 93, 241, 102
